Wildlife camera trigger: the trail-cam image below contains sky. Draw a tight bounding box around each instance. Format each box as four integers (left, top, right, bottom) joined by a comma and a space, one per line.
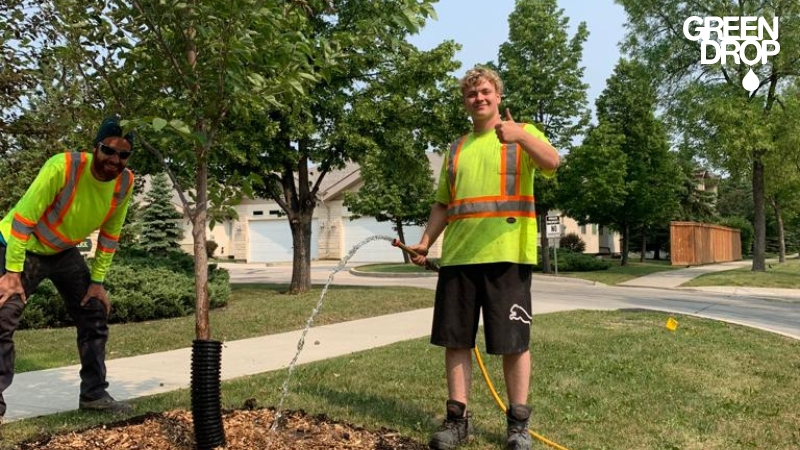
408, 0, 629, 115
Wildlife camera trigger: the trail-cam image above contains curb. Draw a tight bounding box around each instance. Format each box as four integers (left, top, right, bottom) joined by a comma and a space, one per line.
348, 268, 438, 278
533, 274, 600, 286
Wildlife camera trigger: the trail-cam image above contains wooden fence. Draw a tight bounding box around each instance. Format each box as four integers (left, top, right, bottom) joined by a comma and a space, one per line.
670, 221, 742, 266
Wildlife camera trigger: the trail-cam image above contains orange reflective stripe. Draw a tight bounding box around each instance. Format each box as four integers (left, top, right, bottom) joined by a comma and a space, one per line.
101, 169, 133, 224
447, 137, 535, 222
447, 198, 537, 218
97, 230, 119, 253
500, 143, 508, 195
10, 229, 29, 241
447, 136, 467, 197
12, 213, 35, 227
10, 213, 35, 241
44, 153, 86, 229
34, 218, 83, 251
448, 195, 535, 205
448, 210, 537, 221
53, 153, 87, 228
502, 143, 522, 197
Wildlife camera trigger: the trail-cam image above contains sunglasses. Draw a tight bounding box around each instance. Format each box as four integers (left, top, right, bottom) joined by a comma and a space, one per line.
98, 142, 132, 159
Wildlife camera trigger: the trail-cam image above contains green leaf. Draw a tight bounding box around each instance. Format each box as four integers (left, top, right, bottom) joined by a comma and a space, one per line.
152, 117, 168, 131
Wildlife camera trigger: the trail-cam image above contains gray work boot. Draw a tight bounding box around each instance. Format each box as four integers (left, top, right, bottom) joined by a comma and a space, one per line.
506, 404, 532, 450
79, 394, 134, 415
429, 400, 472, 449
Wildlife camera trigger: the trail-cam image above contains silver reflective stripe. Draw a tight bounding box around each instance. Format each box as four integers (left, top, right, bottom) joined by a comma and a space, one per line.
504, 143, 519, 196
448, 199, 536, 217
45, 153, 83, 224
97, 233, 118, 251
11, 216, 34, 237
446, 137, 463, 191
33, 221, 79, 250
115, 170, 132, 204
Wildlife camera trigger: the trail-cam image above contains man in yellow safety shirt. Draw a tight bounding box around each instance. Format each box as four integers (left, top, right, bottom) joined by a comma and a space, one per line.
409, 66, 560, 450
0, 116, 136, 420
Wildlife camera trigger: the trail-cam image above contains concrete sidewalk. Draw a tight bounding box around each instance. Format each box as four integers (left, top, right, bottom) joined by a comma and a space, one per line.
617, 259, 800, 300
4, 309, 436, 422
617, 260, 752, 289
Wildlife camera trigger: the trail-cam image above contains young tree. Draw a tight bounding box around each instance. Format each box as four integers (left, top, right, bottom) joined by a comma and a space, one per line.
617, 0, 800, 271
343, 43, 464, 263
49, 0, 342, 339
140, 172, 184, 256
493, 0, 591, 273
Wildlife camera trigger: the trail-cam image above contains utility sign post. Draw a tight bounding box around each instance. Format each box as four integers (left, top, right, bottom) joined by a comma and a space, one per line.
546, 216, 562, 239
546, 215, 562, 275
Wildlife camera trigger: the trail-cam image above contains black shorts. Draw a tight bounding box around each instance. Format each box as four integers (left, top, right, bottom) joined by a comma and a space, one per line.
431, 262, 533, 355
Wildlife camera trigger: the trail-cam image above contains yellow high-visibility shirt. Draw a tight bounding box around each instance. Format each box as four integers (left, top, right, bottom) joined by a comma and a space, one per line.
435, 124, 555, 266
0, 152, 133, 282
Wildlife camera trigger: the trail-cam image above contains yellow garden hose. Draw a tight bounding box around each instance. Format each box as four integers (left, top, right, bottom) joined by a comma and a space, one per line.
473, 347, 572, 450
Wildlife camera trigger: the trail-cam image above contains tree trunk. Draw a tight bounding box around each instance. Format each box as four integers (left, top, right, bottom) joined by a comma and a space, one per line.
193, 156, 210, 340
285, 145, 317, 294
538, 205, 551, 273
771, 197, 786, 264
621, 223, 630, 266
751, 158, 766, 271
640, 226, 647, 263
396, 222, 409, 264
289, 214, 313, 294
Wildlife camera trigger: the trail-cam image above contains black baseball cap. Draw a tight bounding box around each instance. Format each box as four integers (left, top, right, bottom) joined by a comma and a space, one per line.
94, 115, 134, 148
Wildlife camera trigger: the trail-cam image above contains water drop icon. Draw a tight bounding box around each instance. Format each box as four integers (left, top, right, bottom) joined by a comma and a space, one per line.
742, 69, 760, 92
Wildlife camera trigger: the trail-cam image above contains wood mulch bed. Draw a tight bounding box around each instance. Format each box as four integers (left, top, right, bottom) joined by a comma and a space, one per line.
16, 408, 427, 450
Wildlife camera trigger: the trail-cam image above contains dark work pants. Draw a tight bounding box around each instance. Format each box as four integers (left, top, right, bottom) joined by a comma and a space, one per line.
0, 244, 109, 417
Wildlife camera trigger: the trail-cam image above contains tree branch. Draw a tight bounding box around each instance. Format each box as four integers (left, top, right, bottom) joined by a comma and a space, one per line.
139, 137, 196, 222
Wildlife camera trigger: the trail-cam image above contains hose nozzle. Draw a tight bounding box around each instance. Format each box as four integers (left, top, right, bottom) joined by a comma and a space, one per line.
391, 239, 439, 272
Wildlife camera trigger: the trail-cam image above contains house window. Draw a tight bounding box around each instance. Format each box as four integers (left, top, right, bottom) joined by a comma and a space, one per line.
269, 210, 285, 217
252, 210, 264, 216
592, 224, 598, 235
580, 225, 586, 234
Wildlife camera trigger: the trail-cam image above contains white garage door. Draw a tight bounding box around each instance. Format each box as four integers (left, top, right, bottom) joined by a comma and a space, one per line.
248, 219, 318, 263
343, 217, 424, 262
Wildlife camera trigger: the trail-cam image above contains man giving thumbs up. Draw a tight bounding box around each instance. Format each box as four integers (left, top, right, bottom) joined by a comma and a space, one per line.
408, 66, 559, 450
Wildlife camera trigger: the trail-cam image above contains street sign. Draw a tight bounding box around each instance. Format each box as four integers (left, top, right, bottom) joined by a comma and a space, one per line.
546, 216, 562, 239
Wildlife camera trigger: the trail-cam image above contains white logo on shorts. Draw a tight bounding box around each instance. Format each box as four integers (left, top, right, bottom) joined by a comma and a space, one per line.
509, 304, 532, 324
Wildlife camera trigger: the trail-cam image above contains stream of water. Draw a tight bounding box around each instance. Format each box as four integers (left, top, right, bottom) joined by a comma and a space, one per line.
270, 234, 397, 431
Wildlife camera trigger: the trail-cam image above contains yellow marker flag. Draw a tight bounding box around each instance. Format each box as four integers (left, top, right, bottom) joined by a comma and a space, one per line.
666, 317, 678, 331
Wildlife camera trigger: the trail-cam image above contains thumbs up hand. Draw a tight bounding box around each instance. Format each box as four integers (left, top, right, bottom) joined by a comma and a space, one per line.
494, 108, 525, 144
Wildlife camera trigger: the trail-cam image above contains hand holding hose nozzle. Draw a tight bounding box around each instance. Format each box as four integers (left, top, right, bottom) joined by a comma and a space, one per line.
391, 239, 439, 272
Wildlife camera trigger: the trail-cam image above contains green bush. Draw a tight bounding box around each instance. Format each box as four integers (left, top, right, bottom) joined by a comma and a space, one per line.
206, 240, 218, 258
19, 250, 230, 330
534, 249, 611, 272
560, 233, 586, 253
19, 280, 71, 329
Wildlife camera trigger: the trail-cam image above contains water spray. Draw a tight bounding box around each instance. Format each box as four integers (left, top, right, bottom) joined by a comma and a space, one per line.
392, 239, 572, 450
270, 235, 396, 431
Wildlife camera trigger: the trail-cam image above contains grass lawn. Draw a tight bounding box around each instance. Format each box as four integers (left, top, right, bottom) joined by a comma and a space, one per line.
356, 260, 682, 286
555, 259, 680, 285
3, 309, 798, 449
13, 284, 435, 373
683, 258, 800, 289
